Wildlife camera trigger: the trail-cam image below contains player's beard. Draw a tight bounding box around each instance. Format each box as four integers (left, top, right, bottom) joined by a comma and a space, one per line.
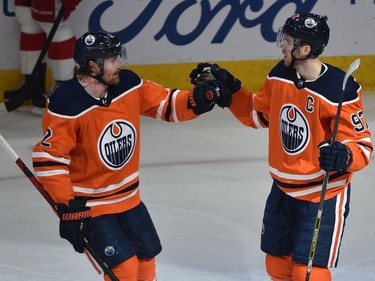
283, 55, 293, 68
282, 49, 292, 67
103, 71, 121, 85
282, 50, 301, 69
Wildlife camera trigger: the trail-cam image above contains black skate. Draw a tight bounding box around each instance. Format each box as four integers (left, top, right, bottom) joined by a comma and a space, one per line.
3, 63, 47, 113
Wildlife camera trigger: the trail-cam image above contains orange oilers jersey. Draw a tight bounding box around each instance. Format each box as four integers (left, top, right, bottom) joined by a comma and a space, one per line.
32, 69, 197, 217
229, 61, 373, 202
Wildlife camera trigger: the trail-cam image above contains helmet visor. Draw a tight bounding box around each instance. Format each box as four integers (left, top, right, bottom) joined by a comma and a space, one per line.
277, 27, 292, 51
119, 45, 128, 65
276, 26, 302, 51
105, 45, 128, 65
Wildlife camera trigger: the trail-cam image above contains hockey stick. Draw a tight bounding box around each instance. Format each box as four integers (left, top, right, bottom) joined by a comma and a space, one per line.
2, 5, 66, 113
305, 58, 361, 281
0, 134, 119, 281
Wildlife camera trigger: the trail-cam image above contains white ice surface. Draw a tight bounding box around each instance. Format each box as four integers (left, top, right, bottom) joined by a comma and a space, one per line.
1, 94, 375, 281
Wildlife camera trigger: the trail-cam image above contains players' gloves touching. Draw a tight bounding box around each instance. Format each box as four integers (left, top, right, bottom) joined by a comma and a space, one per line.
61, 0, 81, 18
188, 80, 223, 115
318, 140, 353, 172
55, 198, 91, 253
189, 63, 213, 85
189, 63, 241, 108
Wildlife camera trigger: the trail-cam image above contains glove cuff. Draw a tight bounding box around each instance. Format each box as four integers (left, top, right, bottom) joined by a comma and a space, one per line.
55, 199, 91, 220
227, 79, 241, 94
345, 145, 353, 170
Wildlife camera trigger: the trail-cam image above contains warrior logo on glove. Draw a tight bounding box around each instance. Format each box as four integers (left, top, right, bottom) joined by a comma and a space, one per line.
188, 80, 224, 115
205, 89, 216, 102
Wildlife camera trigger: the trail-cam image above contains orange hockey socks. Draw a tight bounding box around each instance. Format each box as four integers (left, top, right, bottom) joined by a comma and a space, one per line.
103, 256, 156, 281
266, 254, 294, 280
265, 254, 331, 281
104, 255, 139, 281
138, 258, 156, 281
293, 263, 331, 281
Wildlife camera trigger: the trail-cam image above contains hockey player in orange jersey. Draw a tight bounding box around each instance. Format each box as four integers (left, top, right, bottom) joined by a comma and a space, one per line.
189, 13, 373, 281
32, 31, 225, 281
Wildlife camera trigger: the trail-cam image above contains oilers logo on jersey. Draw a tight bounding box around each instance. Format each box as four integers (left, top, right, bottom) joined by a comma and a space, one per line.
98, 120, 137, 169
279, 104, 310, 155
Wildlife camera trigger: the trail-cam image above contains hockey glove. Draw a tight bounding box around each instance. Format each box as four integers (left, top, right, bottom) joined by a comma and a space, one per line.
189, 63, 241, 108
55, 198, 91, 253
189, 63, 213, 85
188, 80, 223, 115
61, 0, 81, 18
318, 140, 353, 172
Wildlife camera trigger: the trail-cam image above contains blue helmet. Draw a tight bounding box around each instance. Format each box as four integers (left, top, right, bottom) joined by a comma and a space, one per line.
283, 13, 330, 57
73, 31, 126, 71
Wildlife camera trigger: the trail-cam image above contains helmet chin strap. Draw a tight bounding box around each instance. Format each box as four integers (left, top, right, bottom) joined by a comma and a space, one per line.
85, 58, 111, 86
289, 47, 313, 69
88, 69, 110, 86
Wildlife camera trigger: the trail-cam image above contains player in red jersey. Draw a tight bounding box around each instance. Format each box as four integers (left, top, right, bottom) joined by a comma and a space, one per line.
5, 0, 80, 114
189, 13, 372, 281
32, 31, 223, 280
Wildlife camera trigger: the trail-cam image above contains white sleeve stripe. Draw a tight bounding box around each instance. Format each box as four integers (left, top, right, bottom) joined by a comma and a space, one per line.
358, 137, 372, 142
359, 145, 372, 160
342, 137, 372, 144
341, 138, 372, 160
156, 91, 170, 120
32, 152, 70, 165
171, 89, 180, 123
251, 95, 263, 129
36, 170, 69, 177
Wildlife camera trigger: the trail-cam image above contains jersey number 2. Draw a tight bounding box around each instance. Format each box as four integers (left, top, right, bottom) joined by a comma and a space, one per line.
41, 127, 53, 148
